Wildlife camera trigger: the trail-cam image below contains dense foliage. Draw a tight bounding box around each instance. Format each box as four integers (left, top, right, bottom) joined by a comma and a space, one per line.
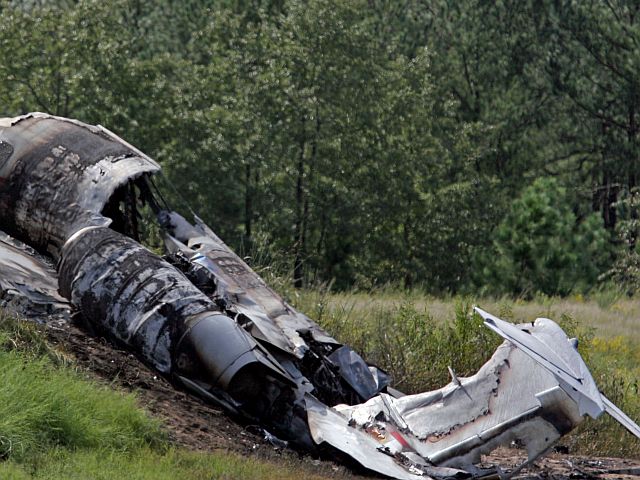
2, 0, 640, 296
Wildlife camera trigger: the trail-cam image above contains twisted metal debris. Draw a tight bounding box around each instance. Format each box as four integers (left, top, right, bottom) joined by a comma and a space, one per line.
0, 113, 638, 479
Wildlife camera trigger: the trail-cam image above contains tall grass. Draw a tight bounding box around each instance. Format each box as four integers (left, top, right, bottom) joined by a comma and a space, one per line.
0, 314, 165, 461
573, 334, 640, 457
307, 296, 501, 393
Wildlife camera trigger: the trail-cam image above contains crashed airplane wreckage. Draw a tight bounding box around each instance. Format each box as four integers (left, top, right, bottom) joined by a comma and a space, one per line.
0, 113, 638, 479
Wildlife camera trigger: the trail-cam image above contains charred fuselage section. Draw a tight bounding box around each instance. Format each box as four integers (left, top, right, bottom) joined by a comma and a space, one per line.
0, 113, 388, 448
0, 113, 638, 480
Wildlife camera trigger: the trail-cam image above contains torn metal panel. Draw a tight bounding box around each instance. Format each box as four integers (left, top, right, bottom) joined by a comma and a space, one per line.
161, 211, 339, 356
0, 229, 70, 321
161, 212, 390, 405
327, 345, 388, 401
315, 320, 592, 476
475, 308, 604, 418
306, 395, 431, 480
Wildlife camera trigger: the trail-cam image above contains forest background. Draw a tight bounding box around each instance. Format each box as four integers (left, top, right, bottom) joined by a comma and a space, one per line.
2, 0, 640, 298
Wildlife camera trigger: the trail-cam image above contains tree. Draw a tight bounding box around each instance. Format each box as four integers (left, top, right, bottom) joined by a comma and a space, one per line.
181, 0, 491, 290
543, 1, 640, 232
477, 178, 611, 296
0, 1, 136, 124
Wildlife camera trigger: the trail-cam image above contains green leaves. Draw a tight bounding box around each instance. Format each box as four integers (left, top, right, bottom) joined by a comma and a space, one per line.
0, 1, 134, 121
3, 0, 636, 296
478, 178, 611, 296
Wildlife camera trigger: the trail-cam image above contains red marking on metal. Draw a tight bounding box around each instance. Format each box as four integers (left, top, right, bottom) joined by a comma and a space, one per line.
390, 430, 410, 448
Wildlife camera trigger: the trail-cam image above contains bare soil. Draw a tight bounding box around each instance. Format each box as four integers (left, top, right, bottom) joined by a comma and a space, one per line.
44, 321, 640, 480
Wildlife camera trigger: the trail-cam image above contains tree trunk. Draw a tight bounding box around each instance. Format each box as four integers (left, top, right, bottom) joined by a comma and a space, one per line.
293, 120, 306, 289
628, 102, 638, 250
600, 169, 618, 230
244, 162, 253, 241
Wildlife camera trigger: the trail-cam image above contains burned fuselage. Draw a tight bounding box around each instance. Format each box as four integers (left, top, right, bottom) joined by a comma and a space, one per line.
0, 113, 638, 479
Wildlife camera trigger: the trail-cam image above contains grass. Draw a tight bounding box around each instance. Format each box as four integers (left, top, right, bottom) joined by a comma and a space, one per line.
574, 334, 640, 457
291, 288, 640, 458
0, 448, 336, 480
0, 315, 165, 461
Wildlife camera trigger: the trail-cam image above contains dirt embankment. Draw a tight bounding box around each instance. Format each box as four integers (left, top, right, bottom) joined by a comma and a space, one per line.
45, 322, 640, 480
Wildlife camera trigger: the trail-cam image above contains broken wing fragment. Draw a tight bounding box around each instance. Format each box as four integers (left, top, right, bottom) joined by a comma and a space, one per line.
312, 320, 580, 476
308, 310, 639, 477
475, 307, 603, 417
475, 307, 640, 440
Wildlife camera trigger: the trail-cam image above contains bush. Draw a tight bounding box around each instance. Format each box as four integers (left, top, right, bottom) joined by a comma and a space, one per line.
301, 291, 501, 393
602, 187, 640, 294
475, 178, 611, 297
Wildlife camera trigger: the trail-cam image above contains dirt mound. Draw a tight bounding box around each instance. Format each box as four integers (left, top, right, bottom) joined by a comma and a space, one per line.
45, 321, 640, 480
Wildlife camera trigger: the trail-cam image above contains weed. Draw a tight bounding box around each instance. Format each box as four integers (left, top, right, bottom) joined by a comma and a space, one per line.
0, 448, 336, 480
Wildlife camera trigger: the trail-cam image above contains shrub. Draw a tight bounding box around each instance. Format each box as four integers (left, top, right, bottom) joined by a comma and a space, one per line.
475, 178, 611, 297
